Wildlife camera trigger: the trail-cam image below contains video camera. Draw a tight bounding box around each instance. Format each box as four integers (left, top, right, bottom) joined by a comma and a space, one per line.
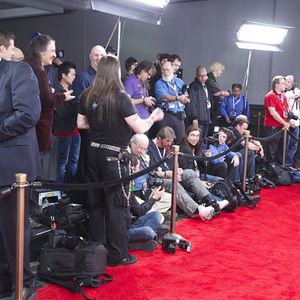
162, 233, 191, 254
204, 126, 220, 146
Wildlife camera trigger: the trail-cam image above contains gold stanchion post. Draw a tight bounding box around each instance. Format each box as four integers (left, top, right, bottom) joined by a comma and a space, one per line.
282, 128, 288, 167
170, 145, 179, 234
15, 173, 29, 300
243, 130, 250, 191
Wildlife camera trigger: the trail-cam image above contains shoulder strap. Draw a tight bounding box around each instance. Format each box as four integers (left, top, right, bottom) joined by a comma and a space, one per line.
39, 275, 93, 300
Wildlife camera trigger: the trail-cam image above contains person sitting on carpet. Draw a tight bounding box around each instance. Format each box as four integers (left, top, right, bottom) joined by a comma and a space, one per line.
129, 156, 169, 252
204, 127, 240, 181
129, 133, 172, 213
147, 127, 229, 220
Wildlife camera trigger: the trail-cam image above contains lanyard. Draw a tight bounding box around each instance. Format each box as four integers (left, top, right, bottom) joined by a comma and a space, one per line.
232, 96, 241, 109
154, 139, 169, 169
166, 81, 178, 95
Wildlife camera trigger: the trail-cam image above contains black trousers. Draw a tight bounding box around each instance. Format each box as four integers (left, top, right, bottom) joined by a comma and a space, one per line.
157, 113, 185, 145
87, 147, 131, 265
264, 126, 286, 165
207, 160, 236, 181
0, 189, 32, 287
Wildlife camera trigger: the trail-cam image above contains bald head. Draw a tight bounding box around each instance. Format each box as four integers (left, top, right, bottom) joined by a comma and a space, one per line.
89, 45, 106, 70
130, 134, 149, 157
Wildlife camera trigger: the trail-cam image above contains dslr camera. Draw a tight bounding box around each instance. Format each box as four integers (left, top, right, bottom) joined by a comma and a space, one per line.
162, 233, 192, 254
287, 111, 298, 121
147, 173, 164, 188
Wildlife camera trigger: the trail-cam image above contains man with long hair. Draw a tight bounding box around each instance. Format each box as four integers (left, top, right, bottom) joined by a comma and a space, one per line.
24, 34, 74, 180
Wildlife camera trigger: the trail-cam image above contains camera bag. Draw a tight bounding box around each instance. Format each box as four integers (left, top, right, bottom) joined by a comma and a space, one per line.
266, 162, 294, 186
209, 179, 239, 212
38, 236, 112, 300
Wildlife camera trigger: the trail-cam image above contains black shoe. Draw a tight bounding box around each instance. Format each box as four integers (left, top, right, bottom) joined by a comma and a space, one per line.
128, 240, 158, 252
108, 254, 137, 267
8, 284, 37, 300
0, 280, 13, 299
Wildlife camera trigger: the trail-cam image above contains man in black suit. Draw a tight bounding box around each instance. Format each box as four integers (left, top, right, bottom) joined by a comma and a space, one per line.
0, 30, 41, 300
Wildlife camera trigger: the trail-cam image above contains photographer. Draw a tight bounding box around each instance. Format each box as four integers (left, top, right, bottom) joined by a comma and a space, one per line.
284, 75, 300, 167
124, 60, 156, 119
264, 76, 294, 164
128, 157, 167, 252
129, 134, 172, 214
205, 127, 240, 181
148, 127, 229, 221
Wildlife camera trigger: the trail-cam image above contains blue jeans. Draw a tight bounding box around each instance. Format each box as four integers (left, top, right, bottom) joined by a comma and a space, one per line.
286, 126, 299, 167
56, 134, 81, 183
129, 211, 163, 242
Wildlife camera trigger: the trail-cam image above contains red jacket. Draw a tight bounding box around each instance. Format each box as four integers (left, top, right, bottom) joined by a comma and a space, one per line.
25, 60, 65, 151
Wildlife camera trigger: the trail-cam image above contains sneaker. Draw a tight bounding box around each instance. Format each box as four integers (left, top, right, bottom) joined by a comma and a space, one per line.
108, 254, 137, 266
218, 199, 229, 210
198, 205, 214, 221
128, 240, 158, 252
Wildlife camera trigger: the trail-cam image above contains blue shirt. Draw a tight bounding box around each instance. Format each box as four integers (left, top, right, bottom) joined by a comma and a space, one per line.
72, 66, 96, 105
209, 143, 235, 165
134, 157, 150, 191
220, 95, 250, 120
123, 73, 150, 119
155, 77, 185, 112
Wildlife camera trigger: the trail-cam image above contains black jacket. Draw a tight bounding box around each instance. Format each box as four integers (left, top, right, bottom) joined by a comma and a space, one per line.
53, 84, 78, 133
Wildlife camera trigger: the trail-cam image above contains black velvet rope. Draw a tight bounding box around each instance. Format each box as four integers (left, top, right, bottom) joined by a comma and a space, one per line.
251, 127, 284, 142
35, 155, 172, 190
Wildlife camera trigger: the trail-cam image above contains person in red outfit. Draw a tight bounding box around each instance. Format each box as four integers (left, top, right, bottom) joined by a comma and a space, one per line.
263, 75, 295, 164
24, 34, 74, 180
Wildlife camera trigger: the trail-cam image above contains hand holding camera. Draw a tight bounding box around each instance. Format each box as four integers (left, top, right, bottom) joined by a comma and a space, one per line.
151, 186, 165, 201
143, 96, 156, 107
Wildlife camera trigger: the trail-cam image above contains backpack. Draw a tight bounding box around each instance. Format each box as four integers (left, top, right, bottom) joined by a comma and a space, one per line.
266, 162, 294, 186
209, 179, 239, 212
38, 231, 112, 300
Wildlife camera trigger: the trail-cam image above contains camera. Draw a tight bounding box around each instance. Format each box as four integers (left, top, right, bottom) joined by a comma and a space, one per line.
205, 133, 219, 146
55, 49, 64, 59
287, 112, 298, 121
147, 174, 164, 188
181, 84, 189, 97
162, 233, 191, 254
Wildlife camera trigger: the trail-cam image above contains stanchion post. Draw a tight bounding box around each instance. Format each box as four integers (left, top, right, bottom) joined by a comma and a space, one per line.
15, 173, 29, 300
282, 127, 288, 167
243, 130, 250, 191
170, 145, 179, 234
257, 112, 261, 137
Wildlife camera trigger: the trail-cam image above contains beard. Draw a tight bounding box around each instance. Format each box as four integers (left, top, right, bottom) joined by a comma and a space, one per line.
162, 74, 174, 82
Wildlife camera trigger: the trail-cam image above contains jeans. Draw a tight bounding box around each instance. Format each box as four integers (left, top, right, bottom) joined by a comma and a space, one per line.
129, 211, 163, 241
286, 126, 299, 167
56, 134, 81, 183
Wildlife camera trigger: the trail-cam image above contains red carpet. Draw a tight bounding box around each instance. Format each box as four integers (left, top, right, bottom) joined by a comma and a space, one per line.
36, 185, 300, 300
